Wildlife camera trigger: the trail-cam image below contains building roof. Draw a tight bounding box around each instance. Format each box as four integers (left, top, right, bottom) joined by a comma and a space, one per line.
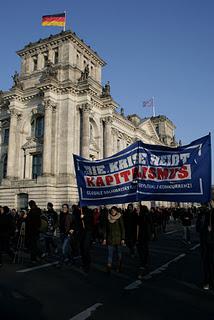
150, 115, 176, 128
16, 30, 106, 67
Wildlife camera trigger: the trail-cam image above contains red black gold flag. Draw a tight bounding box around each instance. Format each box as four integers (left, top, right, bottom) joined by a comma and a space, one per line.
42, 13, 66, 27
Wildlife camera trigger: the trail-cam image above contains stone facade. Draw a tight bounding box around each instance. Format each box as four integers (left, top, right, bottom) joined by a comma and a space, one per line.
0, 31, 177, 209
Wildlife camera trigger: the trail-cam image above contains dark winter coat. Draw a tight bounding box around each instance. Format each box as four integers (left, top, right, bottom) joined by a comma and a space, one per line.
59, 212, 75, 235
123, 209, 137, 242
196, 208, 214, 247
0, 213, 14, 238
25, 206, 41, 236
105, 216, 125, 246
180, 210, 193, 227
137, 210, 153, 243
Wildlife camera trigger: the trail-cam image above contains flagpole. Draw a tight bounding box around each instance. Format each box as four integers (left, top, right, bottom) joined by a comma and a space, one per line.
63, 11, 66, 31
152, 96, 156, 117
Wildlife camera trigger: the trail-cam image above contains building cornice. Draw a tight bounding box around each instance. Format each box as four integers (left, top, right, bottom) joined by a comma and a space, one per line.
17, 31, 106, 67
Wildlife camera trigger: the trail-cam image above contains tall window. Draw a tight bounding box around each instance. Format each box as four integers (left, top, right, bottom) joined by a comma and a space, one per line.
33, 56, 38, 71
44, 53, 48, 67
32, 154, 42, 179
54, 49, 59, 64
3, 154, 7, 178
3, 128, 9, 144
35, 116, 44, 138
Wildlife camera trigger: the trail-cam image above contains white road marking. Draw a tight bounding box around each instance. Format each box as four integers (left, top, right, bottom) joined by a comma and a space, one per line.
16, 262, 58, 273
190, 244, 200, 251
70, 303, 103, 320
124, 253, 186, 290
125, 242, 200, 290
165, 229, 182, 235
165, 225, 195, 235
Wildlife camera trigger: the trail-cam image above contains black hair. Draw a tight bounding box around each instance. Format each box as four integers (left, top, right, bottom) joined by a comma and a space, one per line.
110, 206, 118, 212
47, 202, 53, 208
28, 200, 36, 208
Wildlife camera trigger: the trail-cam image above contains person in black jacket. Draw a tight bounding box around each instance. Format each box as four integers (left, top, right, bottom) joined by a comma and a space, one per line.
180, 208, 193, 244
43, 202, 58, 256
58, 204, 76, 265
80, 206, 94, 274
196, 204, 214, 290
136, 204, 153, 279
0, 206, 14, 266
123, 203, 137, 257
25, 200, 41, 263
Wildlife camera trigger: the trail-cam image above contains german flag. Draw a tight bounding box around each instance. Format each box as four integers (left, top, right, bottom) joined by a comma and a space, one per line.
42, 13, 66, 27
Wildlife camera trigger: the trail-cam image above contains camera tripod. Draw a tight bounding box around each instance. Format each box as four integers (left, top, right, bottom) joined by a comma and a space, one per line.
13, 222, 26, 264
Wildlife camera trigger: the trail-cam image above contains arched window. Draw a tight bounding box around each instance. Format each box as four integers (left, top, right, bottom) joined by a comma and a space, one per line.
35, 116, 44, 138
3, 154, 7, 178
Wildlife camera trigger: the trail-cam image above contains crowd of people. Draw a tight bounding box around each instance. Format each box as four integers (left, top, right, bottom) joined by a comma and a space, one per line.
0, 201, 213, 290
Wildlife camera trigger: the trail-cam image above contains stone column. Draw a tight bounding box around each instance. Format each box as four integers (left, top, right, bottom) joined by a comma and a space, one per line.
25, 54, 31, 74
7, 109, 20, 178
81, 104, 91, 158
24, 151, 31, 179
103, 116, 113, 157
43, 99, 56, 176
0, 121, 2, 146
37, 53, 43, 70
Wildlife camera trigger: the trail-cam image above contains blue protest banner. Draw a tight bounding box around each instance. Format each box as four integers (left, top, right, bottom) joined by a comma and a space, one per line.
73, 134, 211, 206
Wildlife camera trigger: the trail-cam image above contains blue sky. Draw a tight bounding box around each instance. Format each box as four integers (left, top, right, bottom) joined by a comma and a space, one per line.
0, 0, 213, 182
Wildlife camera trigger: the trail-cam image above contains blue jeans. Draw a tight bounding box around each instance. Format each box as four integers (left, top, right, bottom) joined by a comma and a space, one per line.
108, 245, 122, 265
60, 234, 72, 262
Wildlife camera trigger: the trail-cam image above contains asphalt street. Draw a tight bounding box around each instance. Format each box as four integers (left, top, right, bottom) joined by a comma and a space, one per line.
0, 222, 214, 320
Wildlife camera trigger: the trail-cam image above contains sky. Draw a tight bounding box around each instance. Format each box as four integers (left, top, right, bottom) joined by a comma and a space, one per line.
0, 0, 213, 182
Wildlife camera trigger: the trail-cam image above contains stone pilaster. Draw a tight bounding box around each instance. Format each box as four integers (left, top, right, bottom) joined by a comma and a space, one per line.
103, 116, 113, 157
43, 99, 56, 176
7, 108, 21, 178
37, 53, 43, 70
81, 103, 92, 158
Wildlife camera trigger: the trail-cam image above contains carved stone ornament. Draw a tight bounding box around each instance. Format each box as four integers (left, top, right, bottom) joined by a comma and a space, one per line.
101, 81, 111, 98
42, 60, 58, 80
22, 137, 43, 153
78, 64, 90, 81
11, 71, 23, 90
103, 116, 113, 124
82, 103, 92, 113
9, 108, 22, 118
44, 99, 57, 111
